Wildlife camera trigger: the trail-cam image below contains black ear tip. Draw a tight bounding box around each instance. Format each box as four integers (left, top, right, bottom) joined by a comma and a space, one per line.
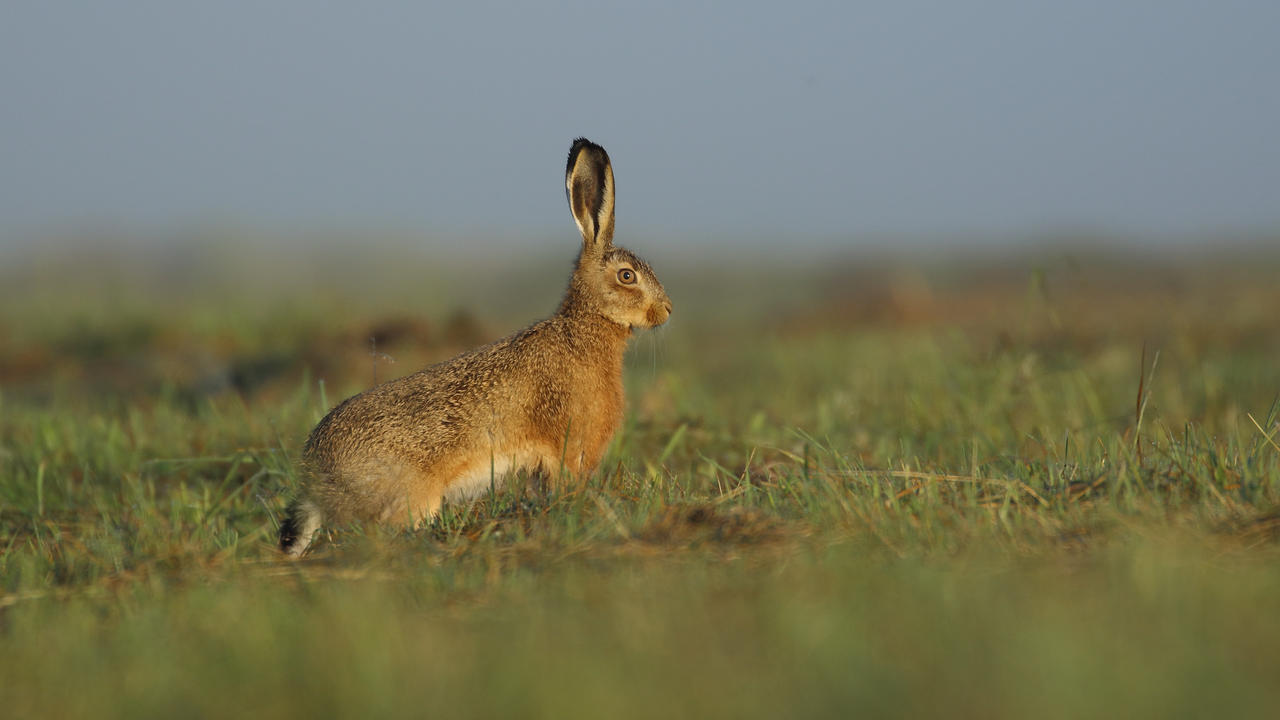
570, 137, 599, 153
567, 137, 609, 174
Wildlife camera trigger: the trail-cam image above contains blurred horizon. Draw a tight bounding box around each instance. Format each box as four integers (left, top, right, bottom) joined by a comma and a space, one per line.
4, 1, 1279, 254
4, 225, 1279, 268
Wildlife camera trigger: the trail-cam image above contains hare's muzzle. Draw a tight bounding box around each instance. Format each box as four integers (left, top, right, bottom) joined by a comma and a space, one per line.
647, 298, 673, 327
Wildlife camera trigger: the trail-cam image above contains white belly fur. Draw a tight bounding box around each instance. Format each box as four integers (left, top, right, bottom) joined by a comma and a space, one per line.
442, 449, 545, 504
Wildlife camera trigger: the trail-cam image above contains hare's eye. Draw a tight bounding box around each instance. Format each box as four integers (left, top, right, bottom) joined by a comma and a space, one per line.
617, 268, 637, 285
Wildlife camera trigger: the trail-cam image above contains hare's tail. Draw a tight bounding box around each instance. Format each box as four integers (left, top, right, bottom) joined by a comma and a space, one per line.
279, 498, 322, 558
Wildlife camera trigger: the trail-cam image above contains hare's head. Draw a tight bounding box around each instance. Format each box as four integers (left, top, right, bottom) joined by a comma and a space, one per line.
561, 138, 672, 330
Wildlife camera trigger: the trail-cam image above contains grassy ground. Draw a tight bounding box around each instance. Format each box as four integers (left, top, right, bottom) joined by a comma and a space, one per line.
2, 241, 1279, 717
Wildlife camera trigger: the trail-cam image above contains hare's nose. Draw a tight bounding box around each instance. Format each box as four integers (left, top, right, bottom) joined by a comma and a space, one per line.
663, 299, 673, 315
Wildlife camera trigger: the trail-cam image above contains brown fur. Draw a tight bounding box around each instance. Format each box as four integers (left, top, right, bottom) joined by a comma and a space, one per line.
280, 138, 671, 556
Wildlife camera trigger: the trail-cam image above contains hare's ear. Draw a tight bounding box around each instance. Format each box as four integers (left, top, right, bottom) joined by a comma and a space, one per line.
565, 138, 615, 253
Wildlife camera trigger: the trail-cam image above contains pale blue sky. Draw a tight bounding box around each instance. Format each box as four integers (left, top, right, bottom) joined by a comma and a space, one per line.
3, 1, 1278, 247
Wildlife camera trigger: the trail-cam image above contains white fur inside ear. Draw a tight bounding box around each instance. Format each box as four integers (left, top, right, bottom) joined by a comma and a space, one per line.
569, 196, 596, 242
568, 175, 598, 243
596, 168, 614, 246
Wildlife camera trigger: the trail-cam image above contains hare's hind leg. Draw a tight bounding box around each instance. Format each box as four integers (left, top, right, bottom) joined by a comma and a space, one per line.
396, 491, 444, 529
385, 466, 446, 529
279, 498, 323, 558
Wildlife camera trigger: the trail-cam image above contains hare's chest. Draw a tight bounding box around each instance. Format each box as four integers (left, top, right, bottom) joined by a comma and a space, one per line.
570, 365, 625, 455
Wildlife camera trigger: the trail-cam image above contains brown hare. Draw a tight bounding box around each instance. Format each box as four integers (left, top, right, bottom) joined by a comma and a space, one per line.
279, 138, 671, 556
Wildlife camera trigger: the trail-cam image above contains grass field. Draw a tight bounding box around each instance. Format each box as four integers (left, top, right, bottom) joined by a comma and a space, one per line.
2, 240, 1279, 717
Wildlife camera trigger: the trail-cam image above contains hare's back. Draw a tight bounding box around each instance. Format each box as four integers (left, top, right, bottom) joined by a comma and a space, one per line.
304, 370, 472, 466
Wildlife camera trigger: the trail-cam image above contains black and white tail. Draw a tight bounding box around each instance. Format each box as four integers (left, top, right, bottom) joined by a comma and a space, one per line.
278, 498, 322, 557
